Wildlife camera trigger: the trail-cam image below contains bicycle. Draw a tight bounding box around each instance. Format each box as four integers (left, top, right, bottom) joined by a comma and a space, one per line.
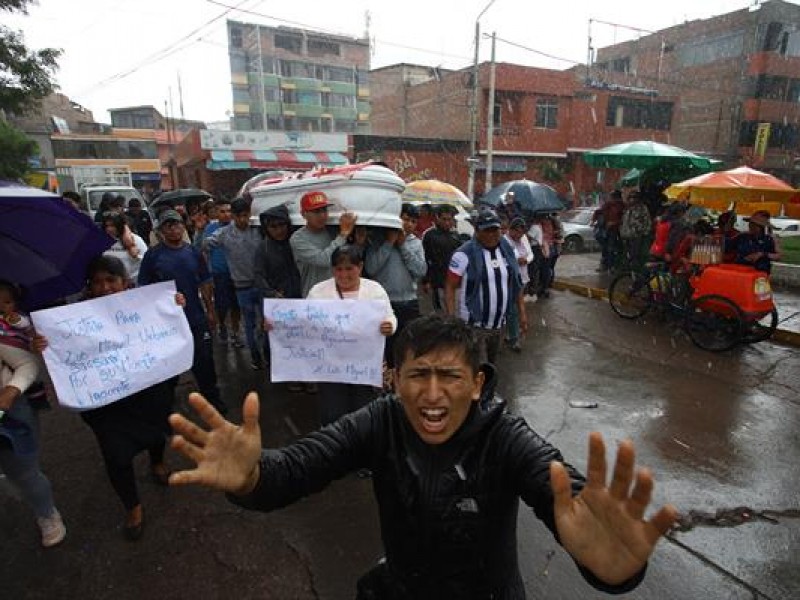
608, 262, 745, 352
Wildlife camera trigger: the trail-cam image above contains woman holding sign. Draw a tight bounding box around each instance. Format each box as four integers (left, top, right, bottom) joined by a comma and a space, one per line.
33, 256, 184, 541
307, 245, 396, 427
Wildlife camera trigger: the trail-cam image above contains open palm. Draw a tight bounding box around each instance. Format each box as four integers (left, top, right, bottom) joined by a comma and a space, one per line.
169, 392, 263, 495
550, 432, 678, 585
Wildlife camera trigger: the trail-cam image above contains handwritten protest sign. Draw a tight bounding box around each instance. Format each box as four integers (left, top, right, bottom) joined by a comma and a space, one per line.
264, 299, 385, 387
31, 282, 193, 411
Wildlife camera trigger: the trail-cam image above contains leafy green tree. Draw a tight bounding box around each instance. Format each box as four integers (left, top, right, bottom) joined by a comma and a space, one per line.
0, 120, 38, 179
1, 0, 61, 114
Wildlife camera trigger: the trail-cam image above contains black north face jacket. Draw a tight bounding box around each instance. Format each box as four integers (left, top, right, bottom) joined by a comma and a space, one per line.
229, 369, 645, 598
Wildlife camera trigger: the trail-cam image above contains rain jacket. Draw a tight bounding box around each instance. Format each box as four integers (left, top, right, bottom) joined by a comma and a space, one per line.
253, 206, 302, 299
228, 367, 646, 598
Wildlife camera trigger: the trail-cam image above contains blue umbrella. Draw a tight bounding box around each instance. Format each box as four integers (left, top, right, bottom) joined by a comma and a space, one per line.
0, 184, 114, 310
480, 180, 565, 216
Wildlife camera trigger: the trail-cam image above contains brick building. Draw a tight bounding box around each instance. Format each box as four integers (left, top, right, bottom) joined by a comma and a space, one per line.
594, 0, 800, 186
369, 62, 674, 200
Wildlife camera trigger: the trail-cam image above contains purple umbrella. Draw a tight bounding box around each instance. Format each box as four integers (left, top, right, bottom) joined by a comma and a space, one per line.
0, 184, 114, 310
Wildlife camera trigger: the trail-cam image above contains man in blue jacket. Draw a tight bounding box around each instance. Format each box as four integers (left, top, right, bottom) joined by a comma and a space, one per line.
169, 314, 677, 599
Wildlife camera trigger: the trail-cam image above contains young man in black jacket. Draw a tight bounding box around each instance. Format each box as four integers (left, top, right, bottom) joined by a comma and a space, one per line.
169, 315, 677, 599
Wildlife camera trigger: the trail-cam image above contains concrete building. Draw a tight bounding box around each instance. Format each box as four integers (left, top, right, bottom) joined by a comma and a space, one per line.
593, 0, 800, 186
227, 20, 371, 135
5, 92, 96, 171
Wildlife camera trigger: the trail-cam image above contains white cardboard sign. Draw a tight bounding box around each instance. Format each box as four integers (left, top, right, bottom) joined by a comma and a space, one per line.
31, 282, 194, 411
264, 299, 385, 387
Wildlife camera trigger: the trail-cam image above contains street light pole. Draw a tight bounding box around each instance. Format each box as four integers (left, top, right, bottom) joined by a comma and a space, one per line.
467, 0, 496, 201
485, 32, 497, 193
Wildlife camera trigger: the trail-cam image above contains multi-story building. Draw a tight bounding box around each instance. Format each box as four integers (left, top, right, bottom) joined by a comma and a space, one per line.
107, 105, 206, 191
593, 0, 800, 186
369, 62, 675, 199
227, 20, 371, 135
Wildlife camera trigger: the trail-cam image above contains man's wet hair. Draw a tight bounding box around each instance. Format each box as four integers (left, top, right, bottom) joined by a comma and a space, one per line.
393, 315, 480, 373
231, 197, 250, 215
61, 191, 80, 202
86, 255, 128, 282
331, 244, 364, 267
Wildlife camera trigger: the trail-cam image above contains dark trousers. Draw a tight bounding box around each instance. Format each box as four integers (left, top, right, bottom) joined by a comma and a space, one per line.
191, 326, 224, 410
100, 444, 165, 510
386, 300, 421, 369
317, 383, 379, 426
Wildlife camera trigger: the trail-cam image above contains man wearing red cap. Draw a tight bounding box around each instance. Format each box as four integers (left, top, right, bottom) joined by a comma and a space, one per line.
289, 191, 357, 297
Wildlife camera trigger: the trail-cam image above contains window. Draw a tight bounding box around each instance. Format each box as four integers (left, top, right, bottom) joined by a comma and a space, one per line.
274, 34, 301, 53
335, 120, 356, 132
754, 75, 789, 100
267, 116, 282, 130
51, 139, 157, 160
321, 117, 333, 133
606, 96, 672, 130
283, 116, 297, 130
230, 27, 242, 49
326, 67, 355, 83
234, 85, 250, 103
298, 91, 321, 106
610, 57, 630, 74
492, 101, 501, 129
535, 98, 558, 129
229, 54, 247, 75
297, 117, 320, 132
308, 39, 340, 57
679, 32, 744, 67
281, 89, 298, 104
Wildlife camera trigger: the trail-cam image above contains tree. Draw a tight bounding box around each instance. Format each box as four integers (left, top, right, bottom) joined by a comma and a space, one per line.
0, 119, 38, 180
0, 0, 61, 114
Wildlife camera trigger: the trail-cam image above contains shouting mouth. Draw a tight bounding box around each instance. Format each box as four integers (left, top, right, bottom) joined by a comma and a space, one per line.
420, 407, 448, 434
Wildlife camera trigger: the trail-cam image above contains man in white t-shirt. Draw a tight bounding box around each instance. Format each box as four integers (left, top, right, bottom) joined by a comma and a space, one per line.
444, 208, 527, 364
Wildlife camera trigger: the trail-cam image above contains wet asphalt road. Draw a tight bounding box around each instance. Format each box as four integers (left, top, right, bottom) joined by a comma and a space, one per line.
2, 273, 799, 599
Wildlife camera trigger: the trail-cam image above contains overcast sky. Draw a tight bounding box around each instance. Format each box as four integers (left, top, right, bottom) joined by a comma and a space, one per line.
8, 0, 792, 123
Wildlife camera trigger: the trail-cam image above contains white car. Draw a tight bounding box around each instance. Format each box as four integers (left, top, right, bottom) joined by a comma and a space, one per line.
735, 216, 800, 238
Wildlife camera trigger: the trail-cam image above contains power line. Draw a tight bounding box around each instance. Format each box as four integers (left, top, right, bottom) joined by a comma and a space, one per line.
206, 0, 472, 63
76, 0, 253, 97
490, 35, 581, 65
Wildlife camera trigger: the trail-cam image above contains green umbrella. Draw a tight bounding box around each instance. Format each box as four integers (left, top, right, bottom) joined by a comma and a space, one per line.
616, 160, 724, 189
583, 140, 712, 170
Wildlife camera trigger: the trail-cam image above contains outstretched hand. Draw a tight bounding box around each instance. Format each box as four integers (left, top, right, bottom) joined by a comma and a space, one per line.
550, 432, 678, 586
169, 392, 262, 495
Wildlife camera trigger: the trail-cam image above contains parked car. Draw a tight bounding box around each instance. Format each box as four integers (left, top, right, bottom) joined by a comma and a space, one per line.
560, 207, 597, 253
734, 215, 800, 238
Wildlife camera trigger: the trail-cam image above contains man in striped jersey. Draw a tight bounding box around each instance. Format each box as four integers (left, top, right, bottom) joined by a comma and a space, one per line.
444, 207, 527, 365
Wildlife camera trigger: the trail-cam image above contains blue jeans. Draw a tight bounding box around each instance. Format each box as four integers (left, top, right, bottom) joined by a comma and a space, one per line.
0, 399, 56, 518
235, 287, 262, 360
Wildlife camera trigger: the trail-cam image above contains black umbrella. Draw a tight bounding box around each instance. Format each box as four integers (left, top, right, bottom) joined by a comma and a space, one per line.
150, 188, 211, 213
480, 180, 565, 216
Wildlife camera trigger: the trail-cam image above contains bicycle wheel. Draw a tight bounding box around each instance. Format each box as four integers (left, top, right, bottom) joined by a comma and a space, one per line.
685, 294, 743, 352
608, 273, 651, 319
741, 308, 778, 344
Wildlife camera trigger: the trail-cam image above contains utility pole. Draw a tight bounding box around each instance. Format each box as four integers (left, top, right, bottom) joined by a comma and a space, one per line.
485, 32, 497, 193
467, 0, 496, 200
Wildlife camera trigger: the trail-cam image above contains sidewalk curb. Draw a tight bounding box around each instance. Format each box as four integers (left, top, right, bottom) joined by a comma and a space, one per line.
553, 278, 800, 348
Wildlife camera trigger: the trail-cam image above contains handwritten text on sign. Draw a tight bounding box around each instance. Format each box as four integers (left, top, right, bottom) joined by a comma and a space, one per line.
264, 299, 385, 387
31, 282, 194, 411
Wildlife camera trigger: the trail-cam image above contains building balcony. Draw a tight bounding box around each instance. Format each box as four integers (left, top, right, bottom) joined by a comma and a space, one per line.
742, 98, 800, 122
280, 103, 326, 118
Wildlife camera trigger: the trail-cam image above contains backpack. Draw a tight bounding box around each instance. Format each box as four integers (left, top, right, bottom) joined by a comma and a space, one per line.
620, 203, 652, 239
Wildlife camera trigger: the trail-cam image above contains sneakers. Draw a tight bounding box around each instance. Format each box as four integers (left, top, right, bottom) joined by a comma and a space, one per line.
250, 359, 262, 370
37, 509, 66, 548
231, 333, 245, 348
217, 326, 228, 343
504, 338, 522, 353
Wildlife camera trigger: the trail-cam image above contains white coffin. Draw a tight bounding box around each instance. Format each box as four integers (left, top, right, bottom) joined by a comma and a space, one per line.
249, 163, 406, 229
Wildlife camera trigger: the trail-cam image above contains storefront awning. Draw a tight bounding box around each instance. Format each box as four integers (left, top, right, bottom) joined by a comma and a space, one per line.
206, 150, 348, 171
